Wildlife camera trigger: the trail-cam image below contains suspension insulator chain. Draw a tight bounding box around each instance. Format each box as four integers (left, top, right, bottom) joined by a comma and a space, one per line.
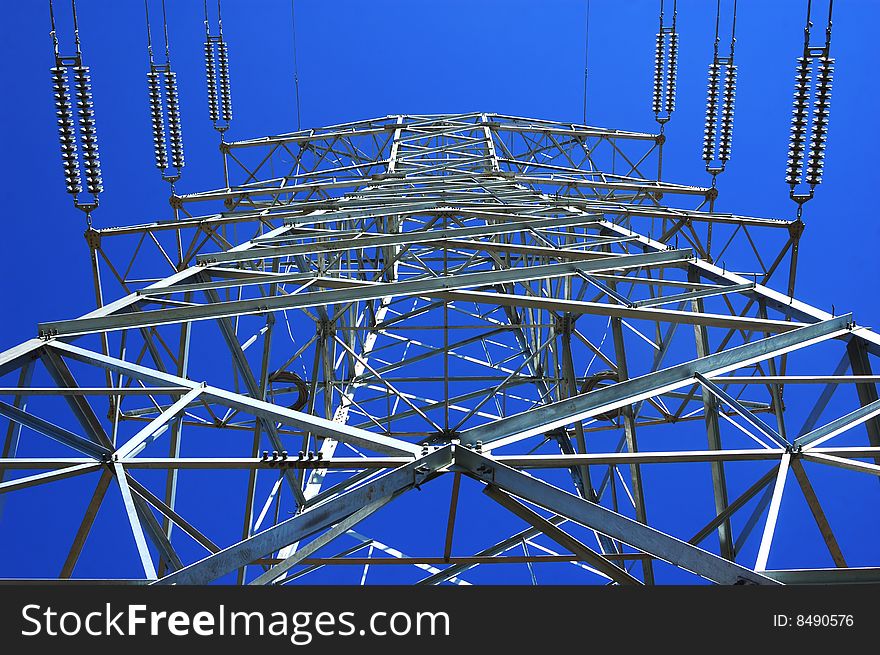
48, 0, 102, 218
665, 30, 678, 114
147, 69, 168, 170
73, 66, 103, 195
806, 56, 833, 185
652, 32, 665, 115
702, 61, 720, 162
718, 65, 736, 162
204, 1, 232, 133
144, 0, 184, 183
52, 67, 82, 195
204, 41, 219, 123
165, 69, 185, 170
786, 57, 812, 186
787, 0, 834, 210
218, 41, 232, 123
652, 0, 678, 125
702, 0, 738, 175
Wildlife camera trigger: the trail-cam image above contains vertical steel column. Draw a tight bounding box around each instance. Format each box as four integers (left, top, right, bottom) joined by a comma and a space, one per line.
688, 267, 733, 560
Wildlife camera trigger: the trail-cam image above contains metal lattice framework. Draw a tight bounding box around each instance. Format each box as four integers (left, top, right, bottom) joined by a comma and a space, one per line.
2, 112, 878, 585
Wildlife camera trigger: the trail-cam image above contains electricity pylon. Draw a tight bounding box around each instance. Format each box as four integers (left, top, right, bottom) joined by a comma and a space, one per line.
1, 112, 877, 585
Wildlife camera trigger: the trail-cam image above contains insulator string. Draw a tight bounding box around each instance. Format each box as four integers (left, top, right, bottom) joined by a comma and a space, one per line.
165, 69, 184, 170
145, 0, 184, 183
218, 40, 232, 123
52, 66, 81, 194
651, 0, 678, 125
75, 66, 102, 195
787, 0, 834, 213
147, 70, 167, 170
204, 0, 232, 134
48, 0, 102, 222
702, 0, 738, 176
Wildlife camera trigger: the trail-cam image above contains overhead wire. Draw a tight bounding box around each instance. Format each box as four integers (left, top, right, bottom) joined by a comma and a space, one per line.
582, 0, 590, 124
291, 0, 302, 131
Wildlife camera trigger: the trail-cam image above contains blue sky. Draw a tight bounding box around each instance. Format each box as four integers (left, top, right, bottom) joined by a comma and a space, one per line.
1, 0, 878, 342
0, 1, 878, 583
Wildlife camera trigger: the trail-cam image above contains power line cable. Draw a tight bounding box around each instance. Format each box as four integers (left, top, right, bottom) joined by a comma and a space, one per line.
291, 0, 302, 131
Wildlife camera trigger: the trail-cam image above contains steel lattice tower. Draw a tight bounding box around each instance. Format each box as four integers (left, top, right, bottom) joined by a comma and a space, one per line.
1, 112, 877, 585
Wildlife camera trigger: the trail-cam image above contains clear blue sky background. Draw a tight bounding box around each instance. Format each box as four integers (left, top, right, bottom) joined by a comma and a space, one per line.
0, 0, 877, 343
0, 1, 877, 583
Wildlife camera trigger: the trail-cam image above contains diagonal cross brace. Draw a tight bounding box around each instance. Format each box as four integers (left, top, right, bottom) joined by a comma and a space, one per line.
461, 315, 852, 448
455, 447, 778, 585
152, 445, 453, 585
46, 340, 421, 457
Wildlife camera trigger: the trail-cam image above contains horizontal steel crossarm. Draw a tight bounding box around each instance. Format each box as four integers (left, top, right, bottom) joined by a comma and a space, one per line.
46, 341, 421, 457
434, 239, 621, 262
712, 375, 880, 384
559, 201, 794, 229
152, 445, 454, 585
495, 447, 876, 467
222, 114, 657, 149
104, 192, 555, 241
8, 447, 880, 471
0, 457, 407, 470
516, 174, 707, 195
455, 447, 777, 585
460, 315, 853, 448
226, 124, 398, 150
197, 213, 603, 265
38, 250, 692, 337
135, 278, 798, 346
0, 387, 194, 396
136, 269, 316, 298
488, 118, 658, 141
92, 211, 283, 238
434, 289, 801, 334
